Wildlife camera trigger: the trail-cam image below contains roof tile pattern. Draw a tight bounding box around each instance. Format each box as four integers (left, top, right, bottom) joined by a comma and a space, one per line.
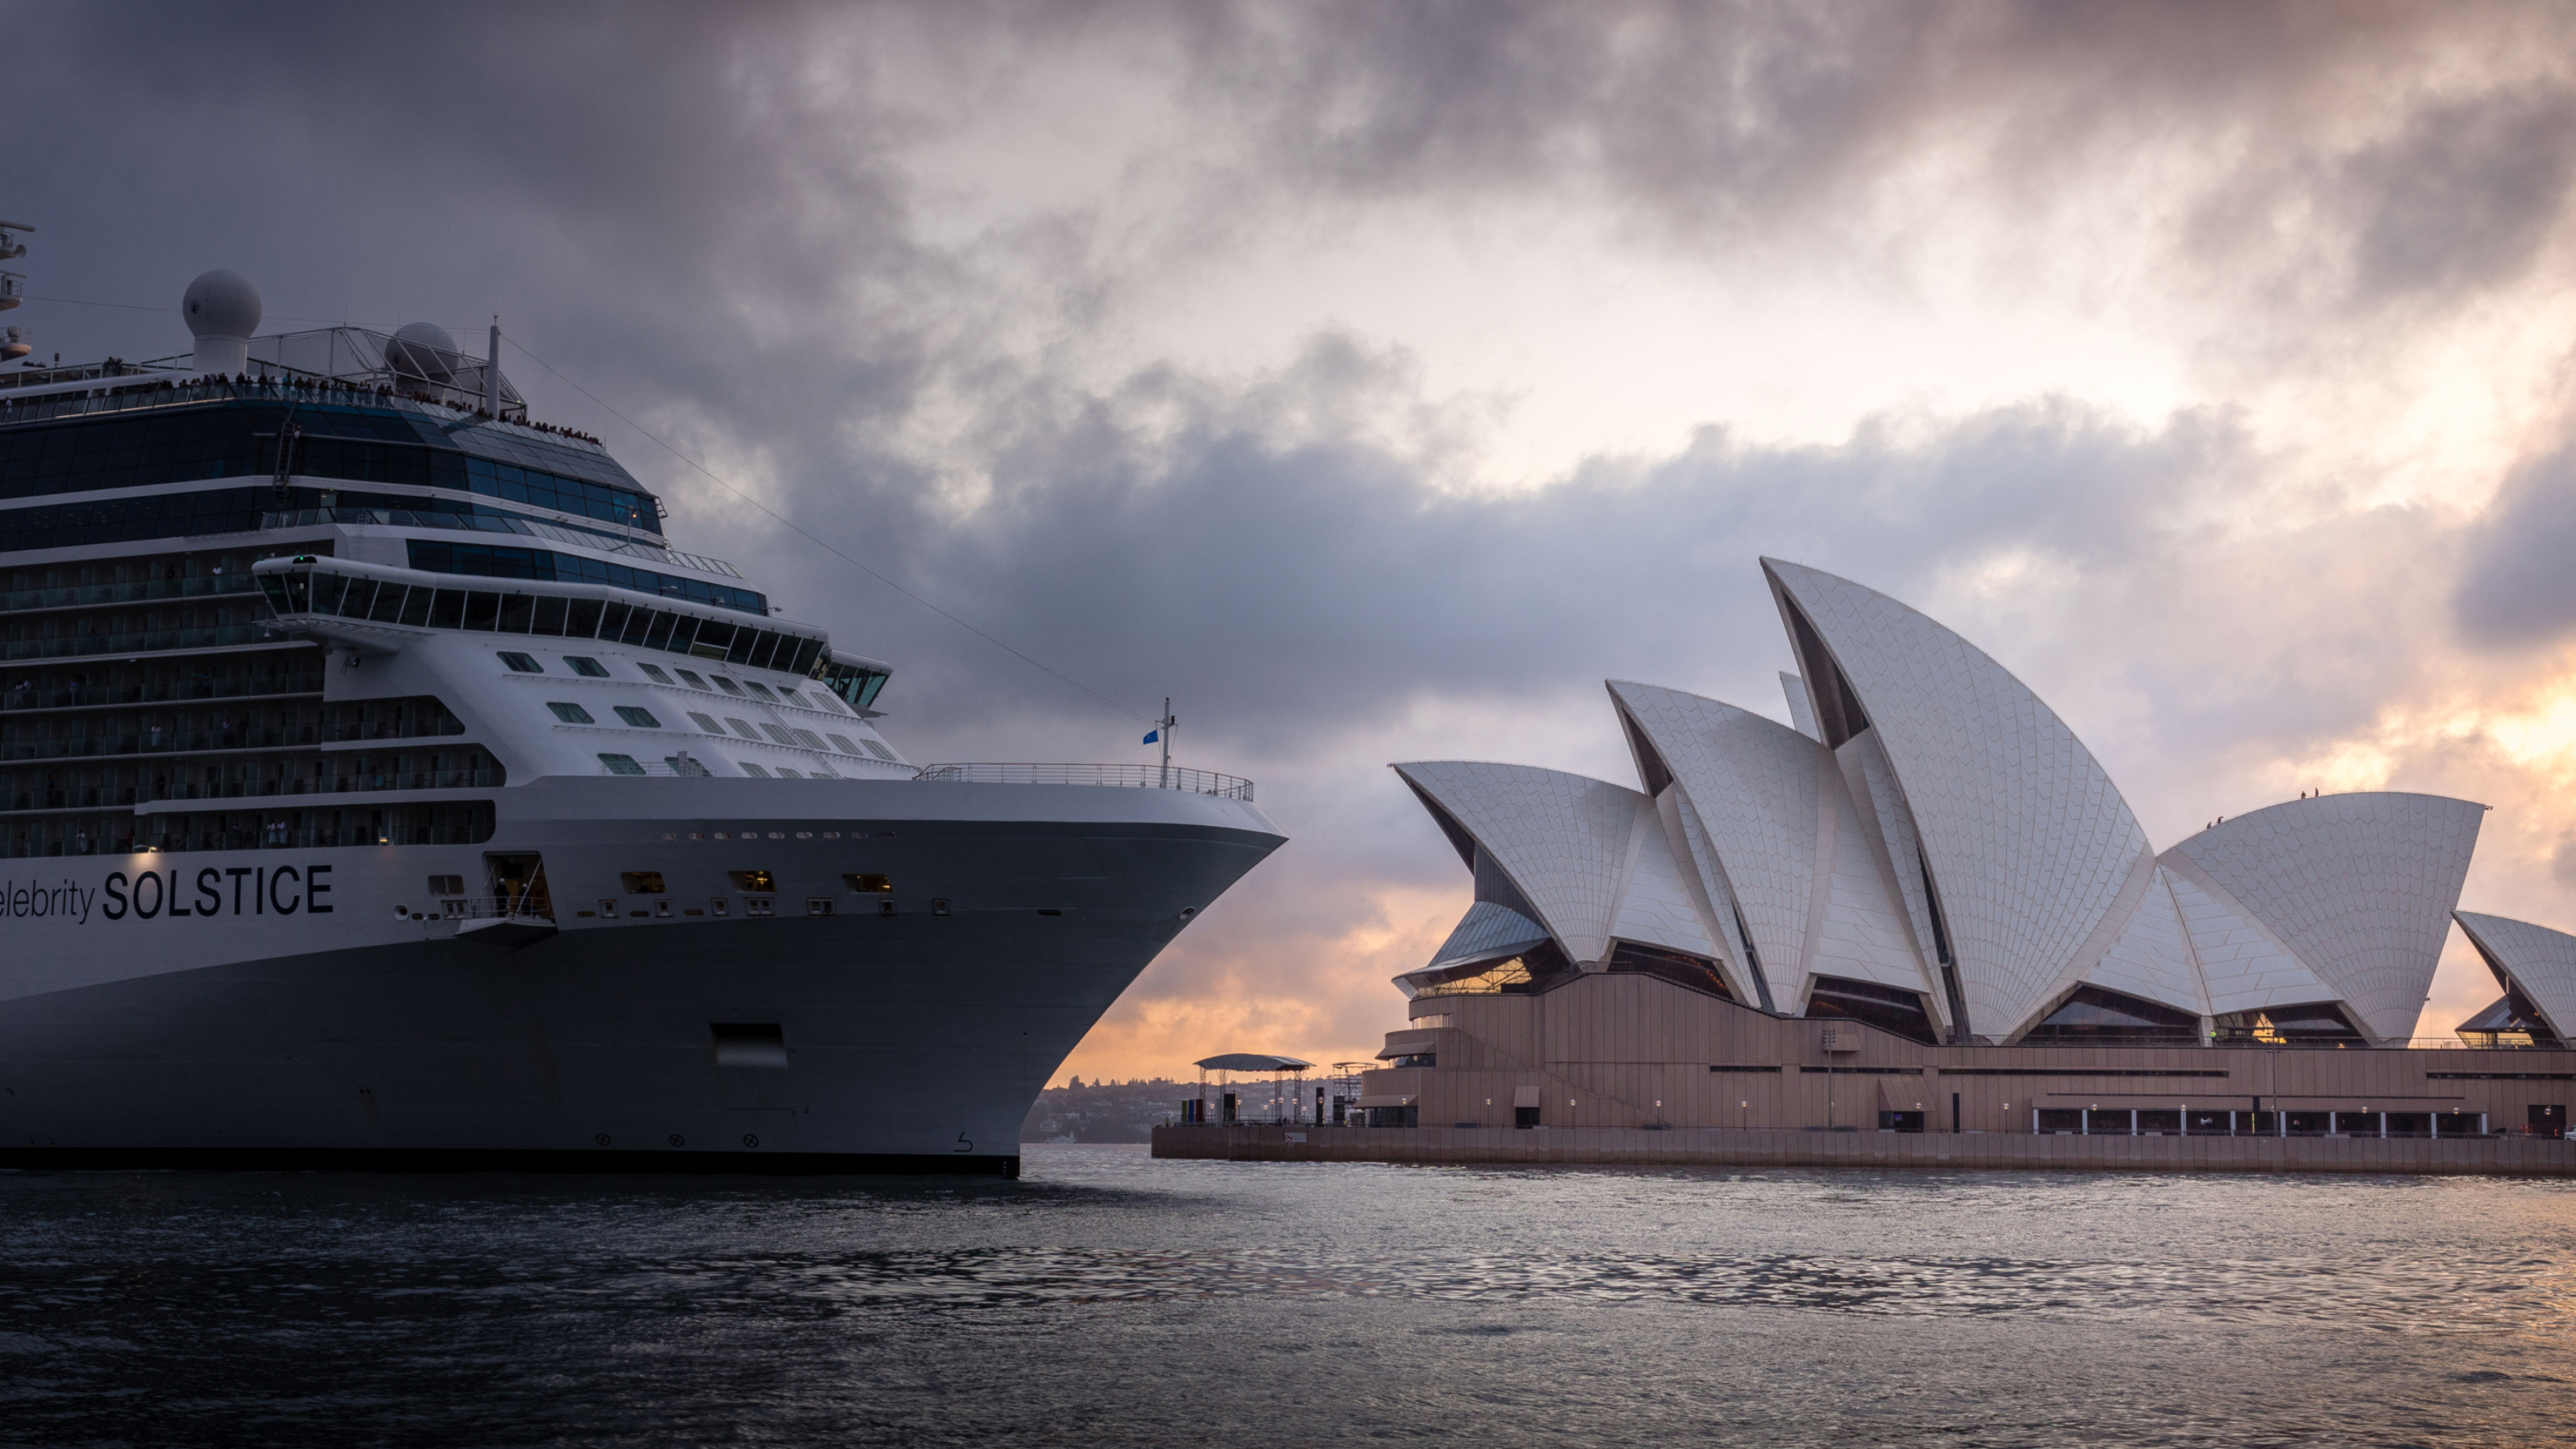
2081, 869, 2203, 1016
1393, 761, 1646, 965
1764, 559, 2151, 1038
2168, 793, 2484, 1041
2454, 911, 2576, 1041
1610, 803, 1721, 958
1609, 682, 1820, 977
2163, 867, 2332, 1016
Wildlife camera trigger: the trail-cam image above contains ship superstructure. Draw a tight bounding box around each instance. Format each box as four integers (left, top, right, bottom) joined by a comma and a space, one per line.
0, 263, 1282, 1173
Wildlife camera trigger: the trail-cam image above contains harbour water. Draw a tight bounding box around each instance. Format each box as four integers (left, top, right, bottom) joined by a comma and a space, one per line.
3, 1145, 2571, 1446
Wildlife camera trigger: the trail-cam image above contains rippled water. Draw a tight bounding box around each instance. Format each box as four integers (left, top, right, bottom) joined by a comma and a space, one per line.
3, 1147, 2572, 1446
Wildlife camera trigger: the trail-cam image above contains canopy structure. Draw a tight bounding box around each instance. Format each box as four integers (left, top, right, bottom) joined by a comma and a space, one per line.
1194, 1053, 1313, 1073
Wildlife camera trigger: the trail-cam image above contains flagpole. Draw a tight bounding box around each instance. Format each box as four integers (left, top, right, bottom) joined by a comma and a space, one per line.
1159, 696, 1173, 788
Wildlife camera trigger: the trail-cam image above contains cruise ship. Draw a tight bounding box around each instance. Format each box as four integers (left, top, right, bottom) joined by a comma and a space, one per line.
0, 248, 1284, 1174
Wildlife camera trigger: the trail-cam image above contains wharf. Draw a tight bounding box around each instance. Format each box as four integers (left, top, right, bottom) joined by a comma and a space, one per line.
1151, 1122, 2576, 1175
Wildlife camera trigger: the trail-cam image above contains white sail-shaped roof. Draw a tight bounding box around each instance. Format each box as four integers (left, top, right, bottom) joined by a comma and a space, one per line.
1609, 680, 1931, 1009
2160, 865, 2334, 1017
1392, 761, 1647, 965
2165, 793, 2485, 1042
2074, 867, 2205, 1018
1762, 558, 2153, 1040
2455, 911, 2576, 1041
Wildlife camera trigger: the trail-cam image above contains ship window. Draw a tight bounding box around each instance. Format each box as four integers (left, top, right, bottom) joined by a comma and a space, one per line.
724, 716, 759, 739
637, 663, 674, 684
755, 723, 791, 745
777, 767, 804, 778
337, 580, 377, 617
740, 762, 771, 777
713, 676, 745, 696
549, 702, 596, 723
746, 682, 780, 702
619, 608, 654, 646
463, 591, 501, 631
311, 572, 348, 614
827, 733, 861, 754
564, 655, 608, 678
846, 873, 892, 894
731, 870, 776, 894
564, 597, 602, 638
370, 584, 411, 623
621, 871, 666, 895
677, 670, 709, 690
688, 711, 725, 735
498, 651, 542, 674
596, 601, 631, 639
598, 753, 645, 775
496, 593, 534, 633
665, 755, 712, 777
530, 595, 568, 635
777, 691, 807, 708
615, 706, 661, 728
642, 612, 678, 650
864, 740, 898, 761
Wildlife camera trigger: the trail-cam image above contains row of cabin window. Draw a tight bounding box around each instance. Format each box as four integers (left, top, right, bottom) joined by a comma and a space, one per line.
0, 405, 659, 531
494, 650, 849, 714
596, 752, 864, 780
405, 539, 761, 614
264, 570, 827, 677
552, 696, 896, 762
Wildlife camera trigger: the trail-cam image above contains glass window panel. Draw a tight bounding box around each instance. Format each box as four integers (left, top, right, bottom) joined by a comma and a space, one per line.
726, 629, 757, 665
614, 706, 661, 729
368, 584, 409, 623
463, 592, 500, 631
428, 589, 466, 629
397, 587, 433, 627
530, 595, 567, 635
496, 593, 534, 633
641, 610, 676, 650
310, 572, 348, 615
619, 606, 653, 645
661, 613, 698, 654
690, 621, 733, 658
335, 580, 376, 618
747, 631, 780, 671
564, 597, 602, 638
549, 702, 594, 723
594, 601, 629, 639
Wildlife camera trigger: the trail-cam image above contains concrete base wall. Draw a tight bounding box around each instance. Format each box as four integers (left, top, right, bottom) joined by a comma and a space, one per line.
1152, 1123, 2576, 1175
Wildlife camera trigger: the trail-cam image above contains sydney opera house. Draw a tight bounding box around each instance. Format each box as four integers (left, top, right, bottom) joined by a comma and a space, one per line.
1352, 559, 2576, 1140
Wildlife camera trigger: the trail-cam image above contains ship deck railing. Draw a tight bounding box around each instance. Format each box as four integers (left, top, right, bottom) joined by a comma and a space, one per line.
914, 763, 1254, 801
1, 678, 324, 714
3, 722, 469, 763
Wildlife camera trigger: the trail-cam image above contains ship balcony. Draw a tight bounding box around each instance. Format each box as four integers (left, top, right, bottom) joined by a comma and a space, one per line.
1, 677, 322, 714
1, 571, 263, 616
912, 763, 1255, 801
1, 718, 464, 761
138, 767, 503, 803
2, 623, 296, 663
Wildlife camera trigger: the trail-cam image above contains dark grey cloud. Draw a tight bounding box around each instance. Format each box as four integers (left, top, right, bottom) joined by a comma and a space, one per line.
2342, 89, 2576, 300
2455, 443, 2576, 645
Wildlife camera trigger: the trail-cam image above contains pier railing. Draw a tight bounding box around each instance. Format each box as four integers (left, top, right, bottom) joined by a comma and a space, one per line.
913, 763, 1254, 801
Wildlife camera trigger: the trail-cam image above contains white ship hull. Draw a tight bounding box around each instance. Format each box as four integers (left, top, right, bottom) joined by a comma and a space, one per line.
0, 778, 1282, 1173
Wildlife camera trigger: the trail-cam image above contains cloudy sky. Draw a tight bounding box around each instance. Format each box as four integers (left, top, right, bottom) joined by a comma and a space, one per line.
23, 1, 2576, 1079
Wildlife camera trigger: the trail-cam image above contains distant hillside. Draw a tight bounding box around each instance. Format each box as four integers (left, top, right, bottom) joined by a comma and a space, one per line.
1020, 1077, 1191, 1144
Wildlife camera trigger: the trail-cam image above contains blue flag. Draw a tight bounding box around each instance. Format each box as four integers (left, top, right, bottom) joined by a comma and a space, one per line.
1142, 729, 1159, 745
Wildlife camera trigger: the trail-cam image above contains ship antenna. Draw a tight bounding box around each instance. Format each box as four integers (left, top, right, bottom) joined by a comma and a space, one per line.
1158, 697, 1176, 787
484, 315, 500, 417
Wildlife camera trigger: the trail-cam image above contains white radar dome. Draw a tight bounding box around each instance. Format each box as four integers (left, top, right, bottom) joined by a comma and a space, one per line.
182, 270, 261, 376
386, 321, 461, 383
